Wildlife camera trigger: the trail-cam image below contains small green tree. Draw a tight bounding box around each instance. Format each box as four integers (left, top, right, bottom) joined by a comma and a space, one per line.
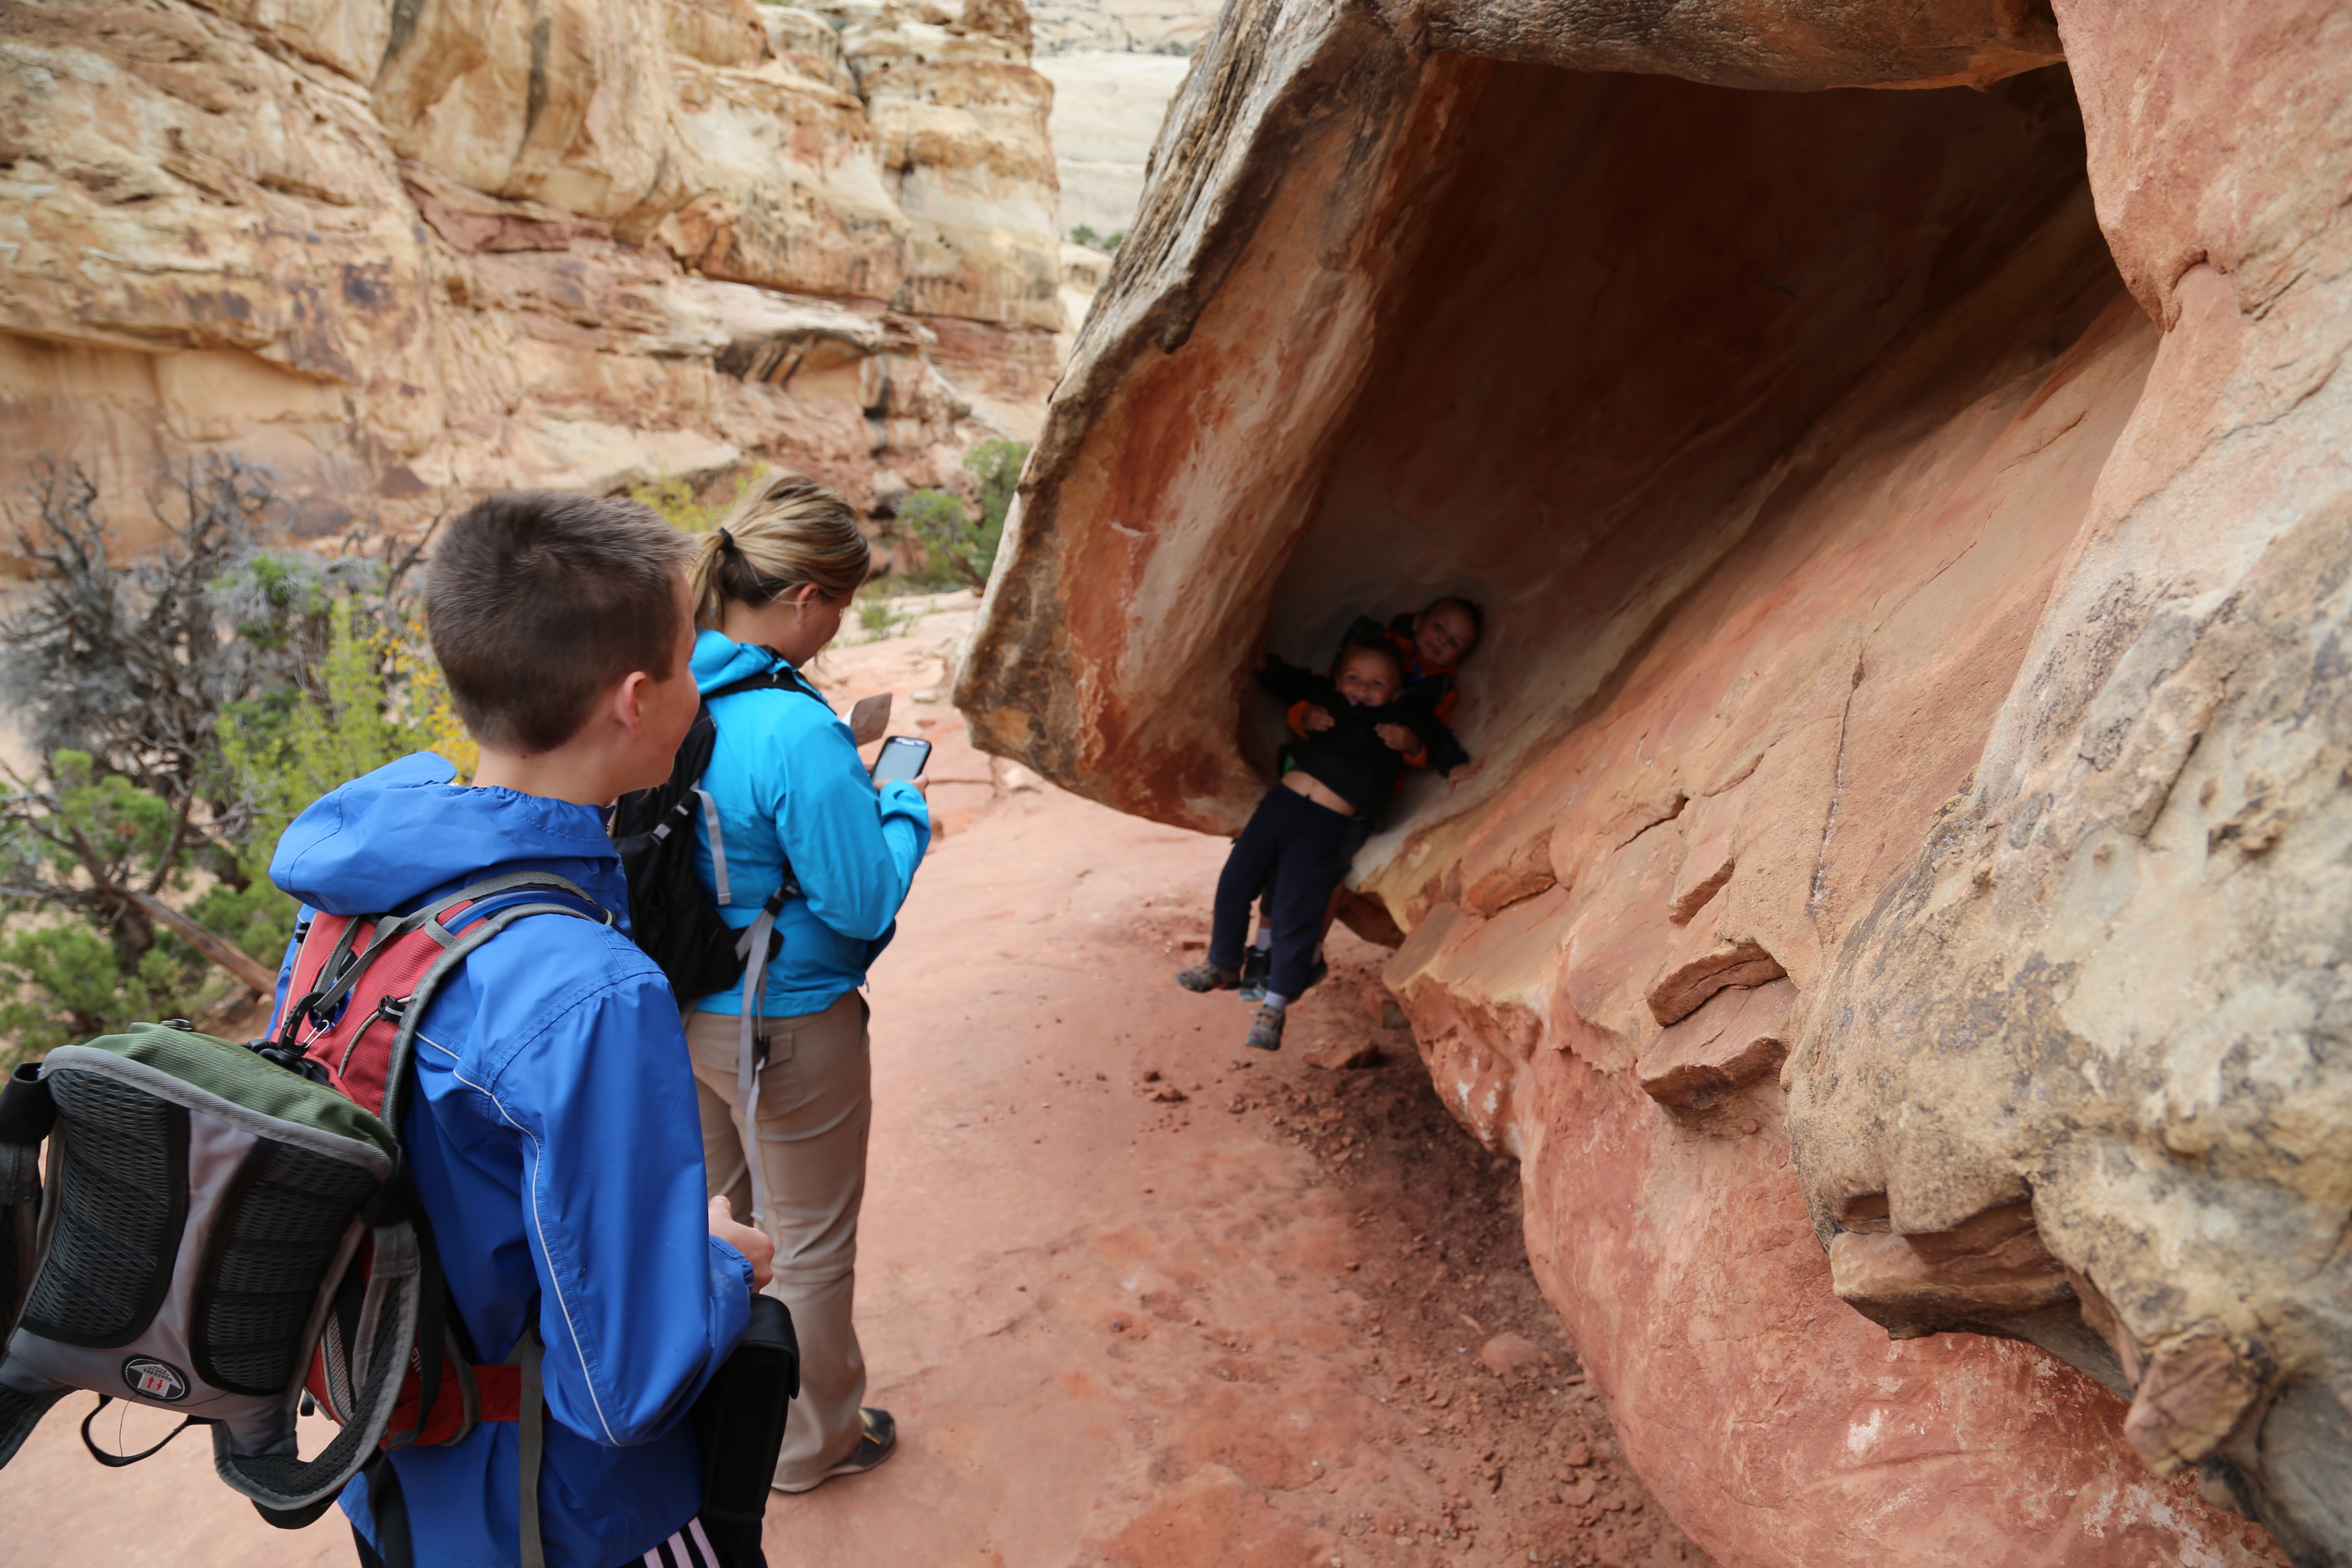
209, 597, 442, 968
891, 440, 1028, 591
0, 459, 455, 1067
1069, 224, 1100, 248
0, 750, 215, 1050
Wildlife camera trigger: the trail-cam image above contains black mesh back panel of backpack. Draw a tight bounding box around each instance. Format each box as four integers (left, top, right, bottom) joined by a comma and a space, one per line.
20, 1069, 189, 1346
218, 1221, 416, 1508
192, 1141, 381, 1396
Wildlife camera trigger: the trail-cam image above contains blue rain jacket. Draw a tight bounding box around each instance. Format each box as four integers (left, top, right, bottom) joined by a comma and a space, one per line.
270, 753, 752, 1568
686, 631, 931, 1018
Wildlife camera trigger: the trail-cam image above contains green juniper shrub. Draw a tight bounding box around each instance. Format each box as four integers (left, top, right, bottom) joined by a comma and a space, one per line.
0, 457, 454, 1068
890, 440, 1028, 592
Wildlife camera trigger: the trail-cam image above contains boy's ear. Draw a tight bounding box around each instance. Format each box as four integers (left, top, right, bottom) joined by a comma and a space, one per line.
611, 670, 652, 736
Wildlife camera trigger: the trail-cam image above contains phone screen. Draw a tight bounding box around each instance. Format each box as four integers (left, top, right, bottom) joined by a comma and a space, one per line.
870, 735, 932, 784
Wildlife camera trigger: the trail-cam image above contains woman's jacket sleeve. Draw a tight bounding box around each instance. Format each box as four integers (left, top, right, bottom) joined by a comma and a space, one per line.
765, 714, 930, 943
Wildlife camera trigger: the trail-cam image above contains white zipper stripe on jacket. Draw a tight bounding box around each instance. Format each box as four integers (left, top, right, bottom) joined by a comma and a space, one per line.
453, 1056, 621, 1446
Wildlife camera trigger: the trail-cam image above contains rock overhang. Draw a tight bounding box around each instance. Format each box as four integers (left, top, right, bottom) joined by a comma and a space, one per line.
958, 0, 2352, 1564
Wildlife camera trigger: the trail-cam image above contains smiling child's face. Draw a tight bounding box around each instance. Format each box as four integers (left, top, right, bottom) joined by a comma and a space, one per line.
1413, 602, 1477, 668
1336, 648, 1401, 708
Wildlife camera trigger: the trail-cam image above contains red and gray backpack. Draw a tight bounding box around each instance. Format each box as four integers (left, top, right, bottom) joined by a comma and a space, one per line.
0, 873, 603, 1563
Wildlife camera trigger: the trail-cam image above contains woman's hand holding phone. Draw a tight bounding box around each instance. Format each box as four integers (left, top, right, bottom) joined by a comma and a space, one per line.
870, 734, 932, 791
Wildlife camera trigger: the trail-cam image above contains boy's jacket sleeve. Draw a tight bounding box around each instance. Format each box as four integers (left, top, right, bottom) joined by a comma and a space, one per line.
1256, 656, 1333, 707
486, 968, 752, 1446
1395, 689, 1471, 775
757, 707, 929, 943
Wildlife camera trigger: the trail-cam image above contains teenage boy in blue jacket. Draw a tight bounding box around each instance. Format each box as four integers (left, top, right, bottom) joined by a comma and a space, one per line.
270, 493, 777, 1568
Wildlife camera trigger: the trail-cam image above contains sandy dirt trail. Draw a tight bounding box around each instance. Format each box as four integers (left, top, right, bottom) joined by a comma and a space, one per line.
0, 612, 1701, 1568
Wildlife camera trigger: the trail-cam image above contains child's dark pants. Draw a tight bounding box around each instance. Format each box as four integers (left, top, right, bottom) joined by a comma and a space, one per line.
1210, 785, 1354, 998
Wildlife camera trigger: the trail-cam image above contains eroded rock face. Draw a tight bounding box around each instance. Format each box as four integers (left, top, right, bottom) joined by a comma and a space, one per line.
1782, 9, 2352, 1561
959, 0, 2348, 1562
845, 0, 1063, 330
0, 0, 1058, 547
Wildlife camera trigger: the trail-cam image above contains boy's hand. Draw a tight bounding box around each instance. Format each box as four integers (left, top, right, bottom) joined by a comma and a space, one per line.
1446, 759, 1485, 785
1303, 704, 1335, 732
709, 1195, 775, 1289
1375, 722, 1416, 751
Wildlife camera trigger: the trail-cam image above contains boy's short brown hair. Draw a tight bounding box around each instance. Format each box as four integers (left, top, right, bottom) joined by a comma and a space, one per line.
427, 492, 694, 755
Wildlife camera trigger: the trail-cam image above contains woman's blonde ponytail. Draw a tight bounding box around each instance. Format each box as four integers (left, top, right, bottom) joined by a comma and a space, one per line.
689, 474, 873, 628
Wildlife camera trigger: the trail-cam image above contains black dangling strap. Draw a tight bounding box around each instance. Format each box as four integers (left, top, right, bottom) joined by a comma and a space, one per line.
78, 1395, 198, 1467
403, 1207, 448, 1447
365, 1451, 416, 1568
508, 1324, 548, 1568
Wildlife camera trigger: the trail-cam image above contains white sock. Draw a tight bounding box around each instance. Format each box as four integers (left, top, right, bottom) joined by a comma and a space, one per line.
1261, 992, 1289, 1011
1251, 929, 1274, 952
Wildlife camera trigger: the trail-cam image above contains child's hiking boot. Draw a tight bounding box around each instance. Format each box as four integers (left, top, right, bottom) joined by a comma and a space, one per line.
1238, 947, 1271, 1001
1176, 962, 1239, 993
1252, 954, 1323, 1001
1245, 1004, 1286, 1051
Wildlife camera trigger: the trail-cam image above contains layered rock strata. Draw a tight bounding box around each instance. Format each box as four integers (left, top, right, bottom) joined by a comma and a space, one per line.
0, 0, 1062, 547
958, 0, 2349, 1563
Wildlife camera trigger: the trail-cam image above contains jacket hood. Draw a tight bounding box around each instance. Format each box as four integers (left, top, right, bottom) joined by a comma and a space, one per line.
271, 752, 626, 918
692, 629, 792, 694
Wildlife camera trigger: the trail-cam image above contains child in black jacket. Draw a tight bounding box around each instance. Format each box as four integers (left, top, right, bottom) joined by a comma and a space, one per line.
1176, 636, 1465, 1050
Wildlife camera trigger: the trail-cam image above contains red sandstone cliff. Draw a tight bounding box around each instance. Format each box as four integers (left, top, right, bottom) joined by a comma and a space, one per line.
958, 1, 2352, 1564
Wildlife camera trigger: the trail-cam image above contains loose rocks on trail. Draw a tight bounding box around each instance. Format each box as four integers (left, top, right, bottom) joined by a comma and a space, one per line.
1220, 944, 1707, 1568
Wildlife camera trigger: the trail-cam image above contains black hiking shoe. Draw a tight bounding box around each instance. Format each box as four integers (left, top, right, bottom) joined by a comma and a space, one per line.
1238, 947, 1272, 1000
1245, 1004, 1286, 1051
775, 1408, 897, 1494
1176, 963, 1240, 993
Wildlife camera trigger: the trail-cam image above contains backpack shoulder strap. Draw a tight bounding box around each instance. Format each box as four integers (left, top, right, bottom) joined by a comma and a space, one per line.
276, 874, 609, 1047
706, 659, 826, 707
373, 881, 608, 1133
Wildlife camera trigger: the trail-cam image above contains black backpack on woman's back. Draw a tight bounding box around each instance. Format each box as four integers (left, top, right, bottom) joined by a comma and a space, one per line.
609, 662, 823, 1003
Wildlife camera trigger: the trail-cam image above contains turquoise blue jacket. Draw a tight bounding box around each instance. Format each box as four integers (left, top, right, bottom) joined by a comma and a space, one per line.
688, 630, 931, 1018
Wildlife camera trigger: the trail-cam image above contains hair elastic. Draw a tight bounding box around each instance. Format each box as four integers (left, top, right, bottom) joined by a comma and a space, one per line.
717, 528, 736, 551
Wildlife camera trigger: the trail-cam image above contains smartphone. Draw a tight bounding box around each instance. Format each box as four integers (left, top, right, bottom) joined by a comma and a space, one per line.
870, 735, 932, 784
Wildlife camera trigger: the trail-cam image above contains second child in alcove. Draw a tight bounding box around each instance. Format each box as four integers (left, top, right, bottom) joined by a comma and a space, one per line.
1176, 634, 1467, 1051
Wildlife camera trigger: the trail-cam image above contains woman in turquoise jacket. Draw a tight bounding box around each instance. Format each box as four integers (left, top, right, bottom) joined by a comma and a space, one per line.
681, 475, 930, 1493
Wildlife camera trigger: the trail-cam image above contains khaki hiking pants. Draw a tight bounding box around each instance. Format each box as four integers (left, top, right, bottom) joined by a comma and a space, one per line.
686, 989, 871, 1489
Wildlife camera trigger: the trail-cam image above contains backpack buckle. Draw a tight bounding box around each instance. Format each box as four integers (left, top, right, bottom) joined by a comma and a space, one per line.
279, 990, 324, 1047
248, 1038, 334, 1086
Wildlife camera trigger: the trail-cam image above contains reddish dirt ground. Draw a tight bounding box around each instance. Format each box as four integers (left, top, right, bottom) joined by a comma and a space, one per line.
0, 621, 1705, 1568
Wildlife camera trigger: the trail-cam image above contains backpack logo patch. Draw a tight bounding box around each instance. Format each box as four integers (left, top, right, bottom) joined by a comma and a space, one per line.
122, 1356, 189, 1403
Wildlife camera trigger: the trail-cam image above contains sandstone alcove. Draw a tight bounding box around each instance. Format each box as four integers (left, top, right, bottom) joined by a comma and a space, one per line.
962, 3, 2351, 1565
